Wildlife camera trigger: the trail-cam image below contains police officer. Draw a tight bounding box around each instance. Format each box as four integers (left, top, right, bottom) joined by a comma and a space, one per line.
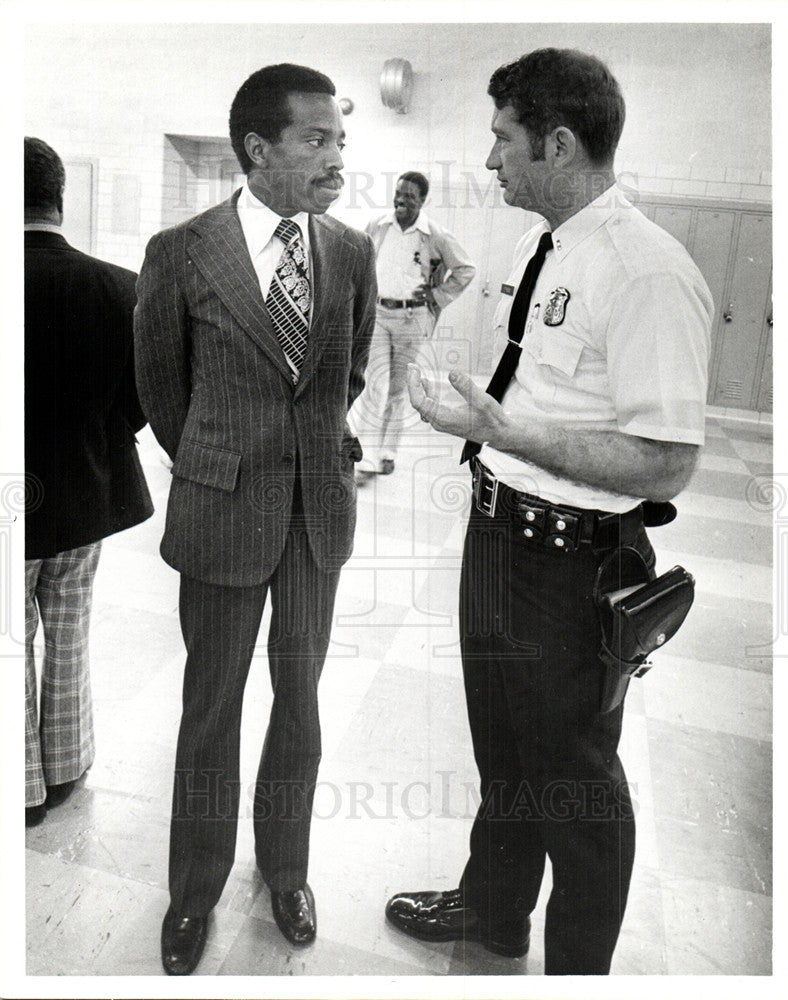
385, 48, 712, 975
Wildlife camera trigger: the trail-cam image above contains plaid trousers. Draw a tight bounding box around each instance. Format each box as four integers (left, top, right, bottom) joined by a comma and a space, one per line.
25, 541, 102, 807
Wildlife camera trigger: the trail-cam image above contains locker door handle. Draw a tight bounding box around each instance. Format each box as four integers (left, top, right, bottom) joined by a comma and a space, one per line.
767, 314, 773, 327
723, 304, 733, 322
482, 280, 490, 297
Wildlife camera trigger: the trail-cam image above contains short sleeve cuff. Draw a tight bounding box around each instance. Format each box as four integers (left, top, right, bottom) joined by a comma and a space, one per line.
620, 419, 705, 447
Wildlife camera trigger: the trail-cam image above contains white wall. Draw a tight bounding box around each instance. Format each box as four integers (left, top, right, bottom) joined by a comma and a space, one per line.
24, 21, 771, 270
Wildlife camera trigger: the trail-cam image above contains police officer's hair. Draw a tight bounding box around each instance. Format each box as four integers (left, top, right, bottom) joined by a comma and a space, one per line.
488, 48, 626, 165
24, 137, 65, 215
398, 171, 429, 199
229, 63, 336, 174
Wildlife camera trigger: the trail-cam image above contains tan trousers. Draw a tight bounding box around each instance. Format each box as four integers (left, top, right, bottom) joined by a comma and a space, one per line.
349, 305, 435, 469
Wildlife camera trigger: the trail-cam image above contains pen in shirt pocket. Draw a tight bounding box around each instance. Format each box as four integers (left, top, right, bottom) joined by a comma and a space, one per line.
525, 302, 541, 336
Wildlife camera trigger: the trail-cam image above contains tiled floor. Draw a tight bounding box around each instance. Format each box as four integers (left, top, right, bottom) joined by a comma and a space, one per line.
21, 409, 772, 982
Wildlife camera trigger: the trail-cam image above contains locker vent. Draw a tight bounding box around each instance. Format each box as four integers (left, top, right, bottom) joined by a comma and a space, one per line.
720, 379, 744, 402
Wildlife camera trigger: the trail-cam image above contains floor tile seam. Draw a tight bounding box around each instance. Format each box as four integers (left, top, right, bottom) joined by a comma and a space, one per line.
653, 516, 774, 542
685, 485, 766, 506
648, 848, 773, 904
645, 714, 773, 756
641, 714, 773, 745
698, 455, 753, 472
90, 599, 180, 620
215, 913, 442, 976
740, 844, 774, 899
670, 503, 774, 529
26, 846, 169, 890
655, 862, 774, 904
665, 555, 773, 580
624, 863, 670, 973
645, 654, 774, 685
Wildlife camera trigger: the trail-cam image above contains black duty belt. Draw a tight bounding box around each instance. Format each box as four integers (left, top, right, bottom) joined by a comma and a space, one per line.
471, 459, 643, 553
377, 297, 426, 309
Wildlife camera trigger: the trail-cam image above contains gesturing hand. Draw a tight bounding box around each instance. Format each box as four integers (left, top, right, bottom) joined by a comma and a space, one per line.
406, 364, 506, 444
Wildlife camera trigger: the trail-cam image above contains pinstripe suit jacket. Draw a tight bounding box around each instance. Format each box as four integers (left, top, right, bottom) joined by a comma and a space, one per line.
134, 193, 377, 586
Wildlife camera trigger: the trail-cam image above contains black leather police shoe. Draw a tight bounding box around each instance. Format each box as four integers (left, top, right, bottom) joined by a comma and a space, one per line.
271, 885, 316, 945
385, 888, 530, 958
161, 905, 208, 975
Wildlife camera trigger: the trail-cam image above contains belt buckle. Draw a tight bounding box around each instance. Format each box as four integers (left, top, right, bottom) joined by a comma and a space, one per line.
473, 465, 499, 517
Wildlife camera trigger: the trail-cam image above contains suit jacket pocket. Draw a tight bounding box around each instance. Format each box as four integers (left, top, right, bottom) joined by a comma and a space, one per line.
172, 438, 241, 491
340, 434, 363, 464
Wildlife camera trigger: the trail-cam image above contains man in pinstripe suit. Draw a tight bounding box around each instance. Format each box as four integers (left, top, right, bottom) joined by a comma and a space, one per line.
134, 64, 377, 975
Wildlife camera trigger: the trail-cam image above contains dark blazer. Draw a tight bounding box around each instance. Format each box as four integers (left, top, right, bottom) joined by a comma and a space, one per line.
24, 230, 153, 560
134, 193, 377, 587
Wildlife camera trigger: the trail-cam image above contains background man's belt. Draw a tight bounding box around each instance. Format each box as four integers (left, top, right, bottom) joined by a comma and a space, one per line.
377, 297, 426, 309
471, 459, 643, 552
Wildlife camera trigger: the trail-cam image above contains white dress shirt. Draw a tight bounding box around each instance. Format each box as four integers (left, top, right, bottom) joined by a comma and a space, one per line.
236, 181, 312, 324
24, 223, 63, 234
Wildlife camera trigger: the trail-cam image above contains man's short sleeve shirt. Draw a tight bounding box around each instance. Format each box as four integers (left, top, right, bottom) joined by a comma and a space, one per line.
374, 211, 431, 300
480, 186, 713, 510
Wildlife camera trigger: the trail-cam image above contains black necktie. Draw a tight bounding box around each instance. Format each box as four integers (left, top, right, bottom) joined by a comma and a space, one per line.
461, 230, 553, 464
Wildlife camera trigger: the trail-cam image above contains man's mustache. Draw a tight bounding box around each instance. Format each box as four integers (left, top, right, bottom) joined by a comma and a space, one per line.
314, 172, 344, 187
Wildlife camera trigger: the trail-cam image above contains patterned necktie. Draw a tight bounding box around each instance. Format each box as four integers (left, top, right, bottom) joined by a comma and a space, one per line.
266, 218, 310, 383
460, 230, 553, 464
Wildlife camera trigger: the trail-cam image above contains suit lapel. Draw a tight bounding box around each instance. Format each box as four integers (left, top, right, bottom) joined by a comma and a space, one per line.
295, 215, 353, 397
187, 195, 291, 380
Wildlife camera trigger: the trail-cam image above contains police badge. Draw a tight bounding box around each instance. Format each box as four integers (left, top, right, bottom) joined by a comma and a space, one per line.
544, 287, 571, 326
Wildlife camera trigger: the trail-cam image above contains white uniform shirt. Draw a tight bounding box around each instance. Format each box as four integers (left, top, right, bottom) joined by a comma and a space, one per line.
480, 185, 713, 512
236, 181, 312, 323
375, 210, 430, 300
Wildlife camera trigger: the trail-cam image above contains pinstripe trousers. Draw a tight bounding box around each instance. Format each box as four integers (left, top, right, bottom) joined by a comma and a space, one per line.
169, 484, 340, 916
25, 542, 102, 807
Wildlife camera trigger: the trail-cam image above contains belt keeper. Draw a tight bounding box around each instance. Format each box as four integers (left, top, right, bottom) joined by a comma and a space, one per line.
593, 512, 619, 550
473, 464, 499, 517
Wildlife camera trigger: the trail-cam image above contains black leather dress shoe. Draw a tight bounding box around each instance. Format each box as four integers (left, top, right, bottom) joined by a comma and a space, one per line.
385, 888, 530, 958
45, 777, 80, 808
271, 885, 316, 945
25, 803, 47, 827
161, 905, 208, 975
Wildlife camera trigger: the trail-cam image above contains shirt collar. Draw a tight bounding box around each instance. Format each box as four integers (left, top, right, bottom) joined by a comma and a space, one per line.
237, 181, 311, 258
382, 208, 432, 236
550, 183, 631, 261
24, 223, 63, 234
